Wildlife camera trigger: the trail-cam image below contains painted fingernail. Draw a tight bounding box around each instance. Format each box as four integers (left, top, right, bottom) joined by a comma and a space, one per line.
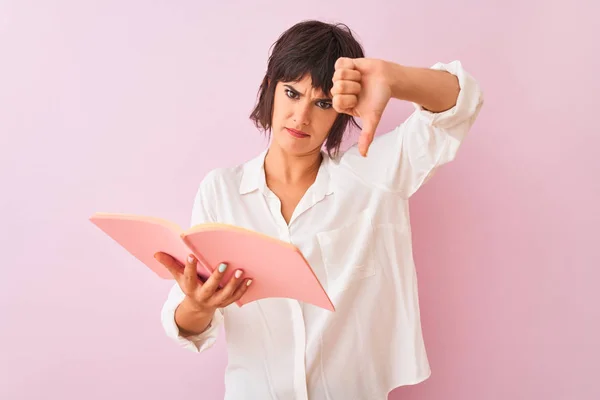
218, 263, 227, 273
235, 270, 243, 278
246, 279, 253, 286
187, 255, 195, 263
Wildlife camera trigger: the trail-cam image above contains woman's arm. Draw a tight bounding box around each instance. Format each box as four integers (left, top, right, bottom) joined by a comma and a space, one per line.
387, 62, 460, 113
333, 59, 484, 197
332, 57, 462, 156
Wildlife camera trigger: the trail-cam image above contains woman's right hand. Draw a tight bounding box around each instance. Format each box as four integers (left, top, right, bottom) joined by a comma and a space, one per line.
154, 252, 252, 314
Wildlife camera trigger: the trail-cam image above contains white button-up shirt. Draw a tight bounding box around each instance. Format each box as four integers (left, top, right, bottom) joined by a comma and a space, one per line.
161, 60, 483, 400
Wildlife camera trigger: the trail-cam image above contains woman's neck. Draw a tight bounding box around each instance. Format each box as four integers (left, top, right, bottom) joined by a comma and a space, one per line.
263, 145, 322, 186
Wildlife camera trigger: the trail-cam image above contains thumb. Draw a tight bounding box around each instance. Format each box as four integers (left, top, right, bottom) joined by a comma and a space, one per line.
358, 115, 380, 157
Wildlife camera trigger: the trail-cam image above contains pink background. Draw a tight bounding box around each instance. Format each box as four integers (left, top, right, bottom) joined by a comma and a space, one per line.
1, 1, 598, 399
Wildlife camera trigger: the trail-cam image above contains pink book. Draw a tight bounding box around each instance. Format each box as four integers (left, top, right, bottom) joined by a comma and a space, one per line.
89, 212, 335, 311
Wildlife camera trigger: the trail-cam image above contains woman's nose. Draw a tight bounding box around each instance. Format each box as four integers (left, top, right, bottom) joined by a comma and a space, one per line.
293, 102, 311, 126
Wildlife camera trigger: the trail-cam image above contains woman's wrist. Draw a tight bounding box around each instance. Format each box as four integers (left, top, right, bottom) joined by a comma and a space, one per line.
174, 296, 217, 336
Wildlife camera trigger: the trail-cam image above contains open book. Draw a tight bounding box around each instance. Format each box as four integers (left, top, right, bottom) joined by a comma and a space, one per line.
89, 212, 335, 311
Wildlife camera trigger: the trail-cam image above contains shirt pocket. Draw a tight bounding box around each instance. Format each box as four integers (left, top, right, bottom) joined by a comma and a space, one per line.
316, 209, 376, 291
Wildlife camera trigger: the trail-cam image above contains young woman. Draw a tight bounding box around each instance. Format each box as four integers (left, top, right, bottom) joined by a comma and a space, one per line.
155, 20, 483, 400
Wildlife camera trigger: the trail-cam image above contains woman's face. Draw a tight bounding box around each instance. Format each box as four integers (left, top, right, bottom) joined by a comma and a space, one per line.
270, 74, 338, 156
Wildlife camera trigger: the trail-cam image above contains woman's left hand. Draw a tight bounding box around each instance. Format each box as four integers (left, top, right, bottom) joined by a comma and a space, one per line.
331, 57, 393, 157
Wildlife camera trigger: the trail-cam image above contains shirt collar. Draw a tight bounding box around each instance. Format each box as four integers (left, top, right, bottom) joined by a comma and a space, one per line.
239, 148, 334, 202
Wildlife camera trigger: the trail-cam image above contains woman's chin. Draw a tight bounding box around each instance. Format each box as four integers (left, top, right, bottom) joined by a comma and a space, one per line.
273, 134, 318, 155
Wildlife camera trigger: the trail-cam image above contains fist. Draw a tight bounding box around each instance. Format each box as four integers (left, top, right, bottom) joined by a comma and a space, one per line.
331, 57, 392, 157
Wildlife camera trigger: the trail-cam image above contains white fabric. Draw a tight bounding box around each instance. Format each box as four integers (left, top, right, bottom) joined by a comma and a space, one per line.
161, 60, 483, 400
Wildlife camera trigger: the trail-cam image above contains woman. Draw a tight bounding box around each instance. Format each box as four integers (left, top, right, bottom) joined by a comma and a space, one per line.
155, 20, 483, 400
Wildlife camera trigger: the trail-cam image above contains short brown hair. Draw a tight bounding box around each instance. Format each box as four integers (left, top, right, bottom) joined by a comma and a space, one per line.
249, 20, 365, 157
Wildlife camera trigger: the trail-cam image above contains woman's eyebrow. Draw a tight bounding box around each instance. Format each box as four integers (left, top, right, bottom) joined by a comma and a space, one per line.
284, 84, 332, 101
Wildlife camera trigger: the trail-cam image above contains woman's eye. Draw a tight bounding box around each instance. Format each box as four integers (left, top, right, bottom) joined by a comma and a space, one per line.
317, 101, 332, 110
285, 89, 299, 99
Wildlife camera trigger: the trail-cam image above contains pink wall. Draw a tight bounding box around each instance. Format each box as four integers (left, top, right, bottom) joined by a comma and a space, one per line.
1, 1, 598, 399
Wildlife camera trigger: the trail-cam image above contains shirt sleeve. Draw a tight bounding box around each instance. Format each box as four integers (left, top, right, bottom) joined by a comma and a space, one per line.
338, 60, 484, 198
160, 173, 224, 352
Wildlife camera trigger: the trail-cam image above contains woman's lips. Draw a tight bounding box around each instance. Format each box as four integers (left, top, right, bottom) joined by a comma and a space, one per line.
286, 128, 310, 138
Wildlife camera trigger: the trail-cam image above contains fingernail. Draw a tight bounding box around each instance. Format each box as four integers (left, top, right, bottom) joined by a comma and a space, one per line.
246, 279, 253, 286
187, 255, 195, 263
218, 263, 227, 273
235, 270, 243, 278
